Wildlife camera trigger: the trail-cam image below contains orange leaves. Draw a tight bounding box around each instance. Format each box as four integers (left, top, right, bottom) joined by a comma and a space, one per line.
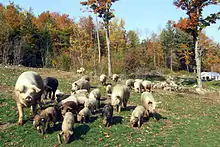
4, 3, 21, 29
174, 18, 189, 31
189, 12, 199, 27
174, 0, 220, 34
33, 11, 73, 31
32, 11, 51, 30
50, 12, 73, 30
174, 15, 198, 32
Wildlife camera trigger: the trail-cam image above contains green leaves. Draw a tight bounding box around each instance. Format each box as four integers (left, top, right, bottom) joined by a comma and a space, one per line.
80, 0, 118, 23
199, 12, 220, 30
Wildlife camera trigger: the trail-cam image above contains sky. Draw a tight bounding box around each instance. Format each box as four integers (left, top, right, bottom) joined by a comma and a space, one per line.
1, 0, 220, 43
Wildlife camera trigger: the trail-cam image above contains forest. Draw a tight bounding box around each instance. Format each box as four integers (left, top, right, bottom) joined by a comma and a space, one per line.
0, 1, 219, 74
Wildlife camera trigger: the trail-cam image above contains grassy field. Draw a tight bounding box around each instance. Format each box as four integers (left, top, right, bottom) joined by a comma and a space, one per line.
0, 66, 220, 147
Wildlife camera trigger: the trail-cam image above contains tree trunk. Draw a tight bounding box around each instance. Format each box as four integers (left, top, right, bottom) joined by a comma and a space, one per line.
164, 52, 167, 68
187, 64, 189, 72
153, 47, 156, 68
194, 37, 202, 88
96, 15, 101, 64
105, 22, 112, 77
170, 48, 173, 72
45, 39, 49, 67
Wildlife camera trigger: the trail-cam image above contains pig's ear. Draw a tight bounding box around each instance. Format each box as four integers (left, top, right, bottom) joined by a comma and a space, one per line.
16, 85, 25, 93
67, 107, 73, 112
68, 130, 73, 135
59, 106, 64, 110
32, 85, 41, 93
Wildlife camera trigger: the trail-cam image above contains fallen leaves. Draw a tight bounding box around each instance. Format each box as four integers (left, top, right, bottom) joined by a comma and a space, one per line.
104, 132, 110, 138
98, 138, 103, 141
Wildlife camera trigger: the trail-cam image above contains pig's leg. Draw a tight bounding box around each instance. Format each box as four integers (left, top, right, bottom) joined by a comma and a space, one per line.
17, 102, 23, 125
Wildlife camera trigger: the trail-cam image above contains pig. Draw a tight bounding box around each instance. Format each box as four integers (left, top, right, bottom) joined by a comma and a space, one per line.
112, 74, 119, 82
142, 80, 152, 92
84, 97, 97, 113
43, 77, 58, 100
14, 71, 44, 125
73, 91, 89, 106
81, 75, 90, 82
89, 88, 101, 109
111, 84, 130, 113
140, 92, 161, 114
125, 79, 134, 89
100, 74, 107, 85
77, 107, 92, 123
106, 84, 112, 97
134, 80, 144, 93
33, 107, 59, 136
77, 67, 85, 74
55, 89, 64, 103
72, 79, 90, 92
135, 79, 143, 83
57, 95, 78, 108
130, 105, 148, 128
58, 112, 74, 144
60, 101, 78, 118
102, 104, 113, 127
71, 89, 88, 96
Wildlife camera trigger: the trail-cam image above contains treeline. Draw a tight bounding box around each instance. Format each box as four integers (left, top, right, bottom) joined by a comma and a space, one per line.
0, 3, 219, 73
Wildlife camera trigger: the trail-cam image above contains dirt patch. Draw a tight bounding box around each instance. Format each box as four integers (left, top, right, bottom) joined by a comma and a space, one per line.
0, 122, 16, 130
156, 119, 173, 136
0, 103, 7, 107
0, 85, 13, 94
1, 65, 79, 81
202, 93, 220, 104
39, 69, 76, 80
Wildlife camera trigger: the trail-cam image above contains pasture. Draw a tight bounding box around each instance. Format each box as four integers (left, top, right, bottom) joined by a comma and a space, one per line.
0, 66, 220, 147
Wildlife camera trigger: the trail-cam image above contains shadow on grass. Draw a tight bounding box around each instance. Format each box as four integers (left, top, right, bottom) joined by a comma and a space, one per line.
123, 105, 136, 111
90, 85, 99, 89
89, 115, 98, 123
112, 116, 123, 125
146, 75, 166, 81
150, 112, 167, 121
100, 97, 108, 102
182, 78, 197, 86
47, 123, 62, 134
72, 124, 90, 141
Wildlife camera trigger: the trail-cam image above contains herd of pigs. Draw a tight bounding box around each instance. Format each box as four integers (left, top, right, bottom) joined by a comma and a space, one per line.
13, 70, 186, 144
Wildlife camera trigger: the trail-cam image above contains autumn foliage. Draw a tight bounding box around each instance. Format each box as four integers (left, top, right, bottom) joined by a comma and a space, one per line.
0, 2, 219, 74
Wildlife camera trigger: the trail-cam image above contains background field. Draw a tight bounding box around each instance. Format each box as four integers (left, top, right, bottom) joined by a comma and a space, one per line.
0, 66, 220, 147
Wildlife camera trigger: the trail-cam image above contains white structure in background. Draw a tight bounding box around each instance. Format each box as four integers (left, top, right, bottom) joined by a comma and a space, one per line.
201, 72, 220, 81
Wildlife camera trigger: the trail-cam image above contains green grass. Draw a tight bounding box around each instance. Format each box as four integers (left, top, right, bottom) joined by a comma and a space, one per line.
0, 66, 220, 146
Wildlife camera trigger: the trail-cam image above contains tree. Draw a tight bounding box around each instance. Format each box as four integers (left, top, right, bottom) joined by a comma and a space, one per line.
160, 21, 176, 71
33, 11, 54, 66
178, 43, 193, 72
69, 22, 93, 66
173, 0, 220, 88
80, 0, 119, 76
198, 32, 219, 72
0, 3, 21, 65
109, 18, 126, 53
127, 30, 140, 48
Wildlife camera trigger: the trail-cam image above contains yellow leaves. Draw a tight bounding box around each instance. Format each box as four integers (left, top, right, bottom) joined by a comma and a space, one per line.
179, 43, 188, 49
